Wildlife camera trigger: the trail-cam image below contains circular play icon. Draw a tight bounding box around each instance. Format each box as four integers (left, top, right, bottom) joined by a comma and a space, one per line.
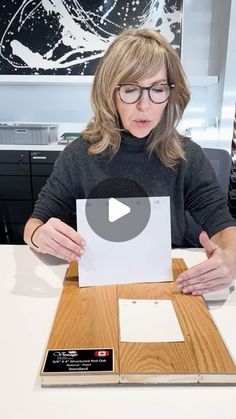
85, 178, 151, 242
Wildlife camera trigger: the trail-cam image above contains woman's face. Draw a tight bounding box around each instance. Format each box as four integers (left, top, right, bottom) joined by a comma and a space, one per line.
114, 65, 169, 138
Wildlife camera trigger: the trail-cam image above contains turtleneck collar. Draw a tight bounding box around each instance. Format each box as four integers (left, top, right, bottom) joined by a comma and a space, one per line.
120, 131, 149, 152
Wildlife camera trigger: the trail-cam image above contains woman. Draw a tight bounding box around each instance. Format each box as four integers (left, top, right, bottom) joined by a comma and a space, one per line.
24, 28, 236, 295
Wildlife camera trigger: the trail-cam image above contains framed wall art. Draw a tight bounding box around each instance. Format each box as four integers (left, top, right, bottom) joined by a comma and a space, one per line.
0, 0, 183, 82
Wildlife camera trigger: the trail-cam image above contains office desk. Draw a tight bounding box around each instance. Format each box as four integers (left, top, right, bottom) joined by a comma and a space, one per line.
1, 245, 236, 419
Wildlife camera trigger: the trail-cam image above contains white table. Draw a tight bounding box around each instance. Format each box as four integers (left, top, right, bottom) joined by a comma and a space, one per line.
1, 245, 236, 419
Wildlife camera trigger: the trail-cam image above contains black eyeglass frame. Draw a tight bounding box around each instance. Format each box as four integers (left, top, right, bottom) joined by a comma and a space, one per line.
116, 83, 175, 104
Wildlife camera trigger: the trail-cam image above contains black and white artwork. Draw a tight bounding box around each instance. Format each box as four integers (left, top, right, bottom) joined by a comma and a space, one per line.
0, 0, 182, 76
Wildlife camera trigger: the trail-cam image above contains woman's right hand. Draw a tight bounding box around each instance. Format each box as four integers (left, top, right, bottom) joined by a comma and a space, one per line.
30, 217, 86, 262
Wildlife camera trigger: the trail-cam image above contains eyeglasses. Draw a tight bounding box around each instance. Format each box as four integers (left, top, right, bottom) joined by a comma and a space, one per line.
116, 83, 175, 104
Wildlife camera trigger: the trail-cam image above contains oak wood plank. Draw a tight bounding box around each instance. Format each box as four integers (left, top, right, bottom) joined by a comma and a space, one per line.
41, 262, 119, 384
118, 259, 236, 379
41, 259, 236, 385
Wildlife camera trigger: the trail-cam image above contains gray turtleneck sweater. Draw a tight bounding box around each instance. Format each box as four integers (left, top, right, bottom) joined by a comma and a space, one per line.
31, 133, 235, 247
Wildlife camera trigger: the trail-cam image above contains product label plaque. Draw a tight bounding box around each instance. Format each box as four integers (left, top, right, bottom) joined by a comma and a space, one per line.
42, 349, 114, 373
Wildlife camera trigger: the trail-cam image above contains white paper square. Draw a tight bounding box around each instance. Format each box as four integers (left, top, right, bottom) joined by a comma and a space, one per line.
76, 196, 172, 287
119, 299, 184, 343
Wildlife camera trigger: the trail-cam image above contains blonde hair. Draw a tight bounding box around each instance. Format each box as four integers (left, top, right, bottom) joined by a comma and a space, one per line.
81, 28, 190, 167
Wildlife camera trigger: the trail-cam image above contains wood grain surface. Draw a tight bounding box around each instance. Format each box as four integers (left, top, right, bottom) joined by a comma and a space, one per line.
41, 259, 236, 385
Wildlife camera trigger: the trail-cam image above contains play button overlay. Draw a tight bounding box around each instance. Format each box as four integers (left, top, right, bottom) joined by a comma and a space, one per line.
109, 198, 131, 222
85, 177, 151, 242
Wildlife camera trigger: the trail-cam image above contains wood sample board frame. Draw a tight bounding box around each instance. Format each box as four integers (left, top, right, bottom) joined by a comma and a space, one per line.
40, 259, 236, 386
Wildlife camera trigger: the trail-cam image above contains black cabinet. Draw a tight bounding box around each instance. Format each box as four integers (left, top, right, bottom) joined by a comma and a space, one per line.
0, 150, 60, 244
30, 151, 59, 202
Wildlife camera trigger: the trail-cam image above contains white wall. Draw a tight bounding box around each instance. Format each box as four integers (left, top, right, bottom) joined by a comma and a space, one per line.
218, 0, 236, 149
0, 83, 92, 124
182, 0, 212, 76
181, 0, 235, 150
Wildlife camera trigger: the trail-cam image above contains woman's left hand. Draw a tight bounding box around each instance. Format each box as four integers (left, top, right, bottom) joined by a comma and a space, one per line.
176, 230, 236, 295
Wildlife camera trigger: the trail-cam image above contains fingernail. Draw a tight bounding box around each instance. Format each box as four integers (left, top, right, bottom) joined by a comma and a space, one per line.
75, 256, 80, 261
81, 240, 86, 247
80, 249, 85, 255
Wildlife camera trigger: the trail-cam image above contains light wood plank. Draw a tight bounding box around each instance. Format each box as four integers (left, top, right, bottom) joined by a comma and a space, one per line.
41, 262, 120, 385
41, 259, 236, 385
118, 259, 236, 381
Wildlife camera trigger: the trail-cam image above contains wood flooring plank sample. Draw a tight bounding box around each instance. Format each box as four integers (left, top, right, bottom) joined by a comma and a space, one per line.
41, 262, 120, 385
118, 259, 236, 384
40, 259, 236, 386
